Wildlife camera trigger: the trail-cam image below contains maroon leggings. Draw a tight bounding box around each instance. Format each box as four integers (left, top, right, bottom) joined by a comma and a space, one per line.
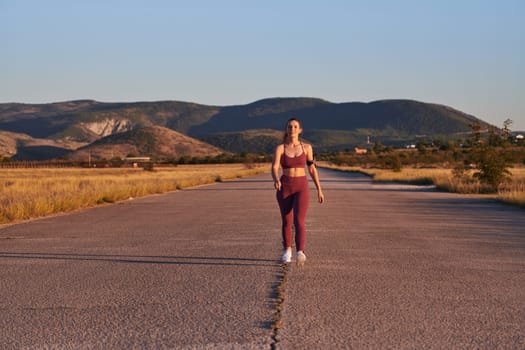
276, 175, 309, 251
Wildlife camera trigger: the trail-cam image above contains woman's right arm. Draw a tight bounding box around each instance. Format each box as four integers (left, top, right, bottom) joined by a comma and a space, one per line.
272, 144, 283, 190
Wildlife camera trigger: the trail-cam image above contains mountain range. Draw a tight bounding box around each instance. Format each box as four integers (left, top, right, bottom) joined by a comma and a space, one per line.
0, 97, 491, 161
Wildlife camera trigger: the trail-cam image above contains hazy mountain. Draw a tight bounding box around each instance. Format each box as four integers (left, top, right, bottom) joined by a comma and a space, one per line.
0, 97, 492, 159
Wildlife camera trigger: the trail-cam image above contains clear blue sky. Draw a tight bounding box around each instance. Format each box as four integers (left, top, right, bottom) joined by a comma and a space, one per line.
2, 0, 524, 130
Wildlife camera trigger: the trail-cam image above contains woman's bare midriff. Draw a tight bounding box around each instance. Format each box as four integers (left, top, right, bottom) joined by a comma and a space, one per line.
283, 168, 306, 177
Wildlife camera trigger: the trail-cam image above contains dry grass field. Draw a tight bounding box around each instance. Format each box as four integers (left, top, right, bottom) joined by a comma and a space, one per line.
320, 162, 525, 208
2, 162, 521, 225
0, 164, 270, 224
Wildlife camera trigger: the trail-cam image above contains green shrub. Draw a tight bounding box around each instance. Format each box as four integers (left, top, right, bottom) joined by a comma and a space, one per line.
470, 146, 511, 191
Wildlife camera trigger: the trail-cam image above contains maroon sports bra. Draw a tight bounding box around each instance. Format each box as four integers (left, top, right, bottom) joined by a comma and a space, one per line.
280, 149, 307, 169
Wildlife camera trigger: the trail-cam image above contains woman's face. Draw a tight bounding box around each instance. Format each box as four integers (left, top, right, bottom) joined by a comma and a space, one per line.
286, 120, 302, 137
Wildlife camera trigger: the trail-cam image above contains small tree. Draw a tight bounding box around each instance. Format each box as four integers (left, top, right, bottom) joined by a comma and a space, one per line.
501, 118, 513, 147
466, 120, 513, 192
470, 145, 511, 191
390, 154, 402, 172
416, 141, 427, 154
378, 153, 402, 172
488, 127, 501, 147
502, 118, 513, 141
468, 122, 483, 147
373, 141, 385, 154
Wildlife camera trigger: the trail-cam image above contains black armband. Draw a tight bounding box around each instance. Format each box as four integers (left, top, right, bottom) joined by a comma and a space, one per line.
306, 159, 315, 166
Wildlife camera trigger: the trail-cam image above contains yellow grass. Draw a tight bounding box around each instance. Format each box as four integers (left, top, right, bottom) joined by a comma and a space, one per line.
320, 162, 525, 208
0, 164, 270, 224
497, 168, 525, 206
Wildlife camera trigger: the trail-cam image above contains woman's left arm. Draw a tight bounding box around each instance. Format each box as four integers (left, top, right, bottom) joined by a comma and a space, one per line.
306, 145, 324, 203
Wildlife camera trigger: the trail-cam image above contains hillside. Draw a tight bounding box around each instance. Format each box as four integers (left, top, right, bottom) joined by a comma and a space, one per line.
0, 97, 492, 158
187, 98, 489, 151
0, 130, 87, 160
0, 100, 220, 142
189, 99, 482, 136
67, 126, 226, 161
198, 129, 283, 154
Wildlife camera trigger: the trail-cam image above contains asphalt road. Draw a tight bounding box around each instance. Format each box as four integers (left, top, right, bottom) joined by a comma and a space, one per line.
1, 168, 524, 349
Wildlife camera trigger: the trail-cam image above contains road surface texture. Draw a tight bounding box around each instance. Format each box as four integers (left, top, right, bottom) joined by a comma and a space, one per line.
1, 168, 524, 349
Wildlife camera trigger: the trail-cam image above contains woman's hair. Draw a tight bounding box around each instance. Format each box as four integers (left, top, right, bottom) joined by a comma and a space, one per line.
283, 117, 302, 143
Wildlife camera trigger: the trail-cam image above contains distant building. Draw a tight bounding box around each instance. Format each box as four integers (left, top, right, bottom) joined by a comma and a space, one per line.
124, 156, 151, 168
354, 147, 368, 154
124, 156, 151, 162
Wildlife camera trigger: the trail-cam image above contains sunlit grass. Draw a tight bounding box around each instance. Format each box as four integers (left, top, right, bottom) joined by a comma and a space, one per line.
0, 164, 270, 224
320, 162, 525, 208
496, 169, 525, 206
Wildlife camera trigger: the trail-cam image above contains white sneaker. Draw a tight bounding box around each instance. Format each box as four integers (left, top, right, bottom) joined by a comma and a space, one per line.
281, 248, 292, 263
296, 251, 306, 266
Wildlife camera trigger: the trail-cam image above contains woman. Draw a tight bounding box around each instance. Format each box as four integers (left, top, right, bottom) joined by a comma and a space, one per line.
272, 118, 324, 266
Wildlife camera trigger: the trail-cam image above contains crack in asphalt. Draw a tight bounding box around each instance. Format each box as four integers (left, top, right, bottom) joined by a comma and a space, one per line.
270, 263, 289, 350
